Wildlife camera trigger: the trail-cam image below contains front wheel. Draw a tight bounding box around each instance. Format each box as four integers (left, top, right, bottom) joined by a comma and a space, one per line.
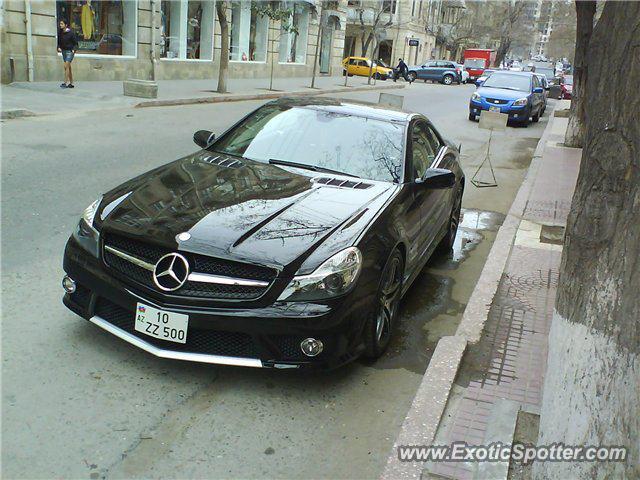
363, 249, 404, 359
532, 108, 540, 122
437, 186, 463, 253
374, 72, 381, 80
468, 112, 476, 121
443, 74, 454, 85
408, 71, 417, 82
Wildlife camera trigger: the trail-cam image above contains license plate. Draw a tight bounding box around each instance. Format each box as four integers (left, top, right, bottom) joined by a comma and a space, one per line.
135, 302, 188, 344
489, 106, 501, 112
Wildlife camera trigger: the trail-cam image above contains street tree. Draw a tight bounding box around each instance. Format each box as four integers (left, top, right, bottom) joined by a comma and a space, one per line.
355, 1, 394, 61
545, 1, 577, 61
252, 2, 298, 91
215, 1, 230, 94
491, 0, 529, 67
536, 2, 640, 479
564, 1, 596, 148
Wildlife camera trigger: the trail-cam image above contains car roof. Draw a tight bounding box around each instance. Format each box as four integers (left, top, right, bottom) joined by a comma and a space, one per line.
267, 96, 414, 123
345, 56, 369, 61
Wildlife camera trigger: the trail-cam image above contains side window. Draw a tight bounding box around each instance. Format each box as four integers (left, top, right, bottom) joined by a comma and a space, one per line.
410, 122, 436, 180
425, 123, 442, 157
426, 61, 437, 68
532, 76, 539, 88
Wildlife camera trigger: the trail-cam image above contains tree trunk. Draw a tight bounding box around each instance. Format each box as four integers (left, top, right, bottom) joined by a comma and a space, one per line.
216, 1, 229, 94
564, 1, 596, 148
493, 37, 510, 67
535, 3, 640, 479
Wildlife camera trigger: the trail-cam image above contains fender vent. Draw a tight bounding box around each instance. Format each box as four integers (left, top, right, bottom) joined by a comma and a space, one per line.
199, 154, 243, 168
313, 177, 372, 190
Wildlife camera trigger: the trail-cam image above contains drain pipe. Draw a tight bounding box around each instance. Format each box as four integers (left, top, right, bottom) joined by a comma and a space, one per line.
24, 0, 34, 81
149, 0, 158, 80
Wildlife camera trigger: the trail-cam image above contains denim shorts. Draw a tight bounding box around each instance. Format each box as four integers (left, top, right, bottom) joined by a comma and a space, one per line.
61, 50, 75, 63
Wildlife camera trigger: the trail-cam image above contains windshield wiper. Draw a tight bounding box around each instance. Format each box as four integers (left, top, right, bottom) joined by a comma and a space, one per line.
268, 159, 360, 178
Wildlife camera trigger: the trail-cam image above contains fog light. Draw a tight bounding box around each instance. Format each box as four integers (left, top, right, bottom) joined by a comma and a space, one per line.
300, 338, 323, 357
62, 275, 76, 293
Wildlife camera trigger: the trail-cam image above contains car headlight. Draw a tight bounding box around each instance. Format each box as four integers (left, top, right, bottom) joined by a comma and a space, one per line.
82, 197, 101, 230
73, 196, 102, 257
513, 97, 529, 106
471, 92, 481, 101
277, 247, 362, 302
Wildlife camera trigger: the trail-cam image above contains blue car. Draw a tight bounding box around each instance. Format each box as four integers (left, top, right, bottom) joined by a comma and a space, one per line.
407, 60, 462, 85
468, 71, 546, 126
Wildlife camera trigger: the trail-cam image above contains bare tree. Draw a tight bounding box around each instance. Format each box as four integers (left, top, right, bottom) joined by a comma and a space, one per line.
492, 0, 528, 67
564, 1, 596, 148
216, 1, 230, 94
535, 2, 640, 479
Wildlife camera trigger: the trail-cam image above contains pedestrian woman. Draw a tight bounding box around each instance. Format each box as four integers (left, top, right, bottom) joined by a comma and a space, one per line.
57, 19, 78, 88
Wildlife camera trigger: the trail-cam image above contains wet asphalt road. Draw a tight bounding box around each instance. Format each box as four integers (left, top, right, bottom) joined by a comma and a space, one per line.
1, 81, 553, 479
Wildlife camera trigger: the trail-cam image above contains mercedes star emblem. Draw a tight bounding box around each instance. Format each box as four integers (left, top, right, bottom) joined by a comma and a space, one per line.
153, 253, 190, 291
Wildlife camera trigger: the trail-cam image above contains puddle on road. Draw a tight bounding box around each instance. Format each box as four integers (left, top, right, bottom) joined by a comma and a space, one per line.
368, 209, 505, 374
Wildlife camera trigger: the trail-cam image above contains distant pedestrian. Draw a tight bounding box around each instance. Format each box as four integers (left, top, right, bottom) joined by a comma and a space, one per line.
394, 58, 412, 84
57, 19, 77, 89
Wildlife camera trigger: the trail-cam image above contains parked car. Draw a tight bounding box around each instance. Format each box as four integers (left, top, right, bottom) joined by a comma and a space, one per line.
475, 69, 495, 87
407, 60, 462, 85
469, 71, 546, 126
559, 75, 573, 99
62, 97, 465, 370
342, 57, 393, 80
509, 61, 524, 71
455, 63, 470, 83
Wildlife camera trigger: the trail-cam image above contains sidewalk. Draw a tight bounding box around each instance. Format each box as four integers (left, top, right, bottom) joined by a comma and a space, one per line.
382, 102, 581, 480
0, 75, 405, 118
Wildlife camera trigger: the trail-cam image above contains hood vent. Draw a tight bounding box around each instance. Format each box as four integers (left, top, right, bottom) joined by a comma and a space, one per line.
313, 177, 372, 190
200, 154, 243, 169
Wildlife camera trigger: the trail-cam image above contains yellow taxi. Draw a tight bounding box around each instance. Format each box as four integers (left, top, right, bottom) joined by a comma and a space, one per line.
342, 57, 393, 80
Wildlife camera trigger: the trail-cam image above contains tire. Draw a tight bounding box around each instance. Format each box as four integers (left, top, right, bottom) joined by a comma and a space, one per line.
342, 70, 347, 76
532, 108, 540, 122
468, 112, 476, 121
374, 72, 381, 80
443, 74, 454, 85
437, 185, 463, 254
363, 249, 404, 359
408, 71, 417, 82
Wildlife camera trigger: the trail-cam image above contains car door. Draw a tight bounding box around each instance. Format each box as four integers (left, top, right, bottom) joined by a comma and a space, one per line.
531, 75, 543, 113
408, 120, 443, 262
421, 61, 438, 80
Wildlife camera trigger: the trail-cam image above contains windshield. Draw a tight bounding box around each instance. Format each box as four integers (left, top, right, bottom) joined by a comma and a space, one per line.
536, 68, 555, 79
464, 58, 485, 68
482, 73, 531, 92
563, 75, 574, 85
212, 104, 405, 183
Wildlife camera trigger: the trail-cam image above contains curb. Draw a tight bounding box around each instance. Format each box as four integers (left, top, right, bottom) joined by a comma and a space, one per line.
1, 109, 36, 120
380, 106, 563, 480
134, 83, 406, 108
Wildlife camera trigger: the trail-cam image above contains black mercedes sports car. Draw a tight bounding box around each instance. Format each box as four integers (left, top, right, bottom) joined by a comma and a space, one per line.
62, 97, 464, 369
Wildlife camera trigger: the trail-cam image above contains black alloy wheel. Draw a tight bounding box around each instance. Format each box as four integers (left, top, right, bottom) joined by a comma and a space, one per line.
364, 249, 404, 359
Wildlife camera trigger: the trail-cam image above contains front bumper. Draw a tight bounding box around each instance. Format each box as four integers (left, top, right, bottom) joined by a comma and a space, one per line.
469, 99, 531, 121
63, 236, 368, 370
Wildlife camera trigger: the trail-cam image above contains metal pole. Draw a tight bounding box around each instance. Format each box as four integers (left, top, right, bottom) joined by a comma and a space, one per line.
150, 0, 158, 81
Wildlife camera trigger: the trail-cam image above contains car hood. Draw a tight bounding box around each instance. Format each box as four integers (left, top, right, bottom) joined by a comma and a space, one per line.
97, 152, 394, 271
477, 87, 530, 100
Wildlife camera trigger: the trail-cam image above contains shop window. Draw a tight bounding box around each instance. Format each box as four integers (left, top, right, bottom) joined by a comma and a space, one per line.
230, 1, 268, 62
160, 1, 214, 60
278, 2, 309, 64
56, 0, 137, 56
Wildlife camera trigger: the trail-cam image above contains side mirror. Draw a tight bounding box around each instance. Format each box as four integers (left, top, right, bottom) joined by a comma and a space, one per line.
193, 130, 215, 149
417, 168, 456, 189
533, 87, 544, 94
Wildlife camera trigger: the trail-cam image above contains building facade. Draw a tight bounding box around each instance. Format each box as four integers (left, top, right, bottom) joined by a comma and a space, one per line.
1, 0, 348, 84
343, 0, 445, 68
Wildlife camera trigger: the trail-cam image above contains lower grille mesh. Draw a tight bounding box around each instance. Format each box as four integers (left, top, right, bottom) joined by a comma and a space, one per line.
94, 298, 259, 358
